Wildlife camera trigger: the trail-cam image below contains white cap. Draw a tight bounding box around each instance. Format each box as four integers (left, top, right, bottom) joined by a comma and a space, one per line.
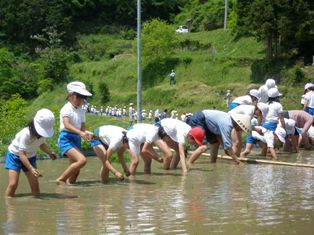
304, 83, 313, 90
67, 81, 92, 96
34, 109, 55, 137
230, 113, 252, 134
285, 119, 296, 135
268, 87, 282, 98
249, 89, 260, 99
257, 102, 269, 118
275, 127, 286, 143
129, 103, 133, 106
265, 79, 276, 89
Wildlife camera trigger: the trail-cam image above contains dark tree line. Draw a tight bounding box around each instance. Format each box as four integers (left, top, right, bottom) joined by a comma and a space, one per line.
236, 0, 314, 62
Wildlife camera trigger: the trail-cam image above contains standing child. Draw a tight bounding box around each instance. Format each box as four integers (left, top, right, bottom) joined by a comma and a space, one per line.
4, 109, 56, 197
57, 81, 92, 185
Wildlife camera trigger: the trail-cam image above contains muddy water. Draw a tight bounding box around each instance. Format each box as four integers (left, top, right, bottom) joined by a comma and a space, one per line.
0, 152, 314, 234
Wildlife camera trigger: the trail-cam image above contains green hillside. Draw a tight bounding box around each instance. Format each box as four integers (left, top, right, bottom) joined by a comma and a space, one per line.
29, 29, 312, 115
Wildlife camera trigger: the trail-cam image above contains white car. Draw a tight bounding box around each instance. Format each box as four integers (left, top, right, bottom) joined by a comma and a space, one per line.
176, 25, 188, 33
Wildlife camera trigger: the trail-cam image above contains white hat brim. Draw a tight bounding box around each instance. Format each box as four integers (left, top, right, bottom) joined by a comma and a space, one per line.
34, 122, 54, 137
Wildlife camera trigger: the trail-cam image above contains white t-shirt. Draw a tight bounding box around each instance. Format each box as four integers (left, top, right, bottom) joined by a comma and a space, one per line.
228, 105, 255, 116
97, 125, 127, 151
232, 95, 253, 105
304, 91, 314, 108
60, 102, 86, 131
259, 85, 269, 103
127, 124, 159, 156
8, 127, 45, 158
265, 102, 283, 123
160, 118, 191, 144
251, 127, 274, 148
308, 126, 314, 138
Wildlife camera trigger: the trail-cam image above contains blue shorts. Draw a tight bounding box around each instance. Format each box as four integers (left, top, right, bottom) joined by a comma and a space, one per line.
89, 139, 109, 149
262, 122, 277, 131
58, 130, 82, 156
229, 103, 239, 110
305, 107, 314, 115
4, 151, 37, 172
246, 135, 257, 145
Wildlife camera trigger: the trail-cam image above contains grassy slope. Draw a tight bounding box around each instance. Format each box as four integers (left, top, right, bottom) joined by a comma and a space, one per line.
29, 29, 310, 116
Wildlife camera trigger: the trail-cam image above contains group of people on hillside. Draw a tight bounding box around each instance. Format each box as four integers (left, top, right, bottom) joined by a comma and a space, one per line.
3, 79, 314, 197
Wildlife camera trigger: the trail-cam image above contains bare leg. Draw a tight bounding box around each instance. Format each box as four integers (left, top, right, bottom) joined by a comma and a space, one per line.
140, 152, 152, 174
5, 170, 20, 197
210, 142, 220, 163
240, 143, 253, 158
154, 139, 173, 170
129, 154, 139, 175
188, 145, 207, 165
24, 171, 40, 197
56, 148, 87, 185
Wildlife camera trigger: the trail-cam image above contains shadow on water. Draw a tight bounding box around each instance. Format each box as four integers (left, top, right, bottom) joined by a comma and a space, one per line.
13, 193, 79, 200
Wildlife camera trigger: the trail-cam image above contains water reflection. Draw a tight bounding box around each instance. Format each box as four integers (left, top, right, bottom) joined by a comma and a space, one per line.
1, 156, 314, 234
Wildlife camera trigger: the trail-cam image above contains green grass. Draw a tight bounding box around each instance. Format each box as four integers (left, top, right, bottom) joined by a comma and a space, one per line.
28, 28, 312, 114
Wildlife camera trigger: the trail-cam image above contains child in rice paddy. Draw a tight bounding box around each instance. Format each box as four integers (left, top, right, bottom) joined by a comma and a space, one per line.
56, 81, 93, 185
4, 109, 56, 197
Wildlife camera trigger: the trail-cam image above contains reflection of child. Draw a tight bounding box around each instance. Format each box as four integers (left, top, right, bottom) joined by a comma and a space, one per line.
57, 81, 92, 185
90, 125, 131, 183
4, 109, 56, 197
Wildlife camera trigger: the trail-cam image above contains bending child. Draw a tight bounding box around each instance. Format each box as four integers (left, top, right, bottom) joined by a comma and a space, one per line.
4, 109, 56, 197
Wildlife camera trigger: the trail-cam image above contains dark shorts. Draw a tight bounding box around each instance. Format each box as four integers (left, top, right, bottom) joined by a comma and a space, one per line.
4, 151, 37, 172
89, 139, 109, 150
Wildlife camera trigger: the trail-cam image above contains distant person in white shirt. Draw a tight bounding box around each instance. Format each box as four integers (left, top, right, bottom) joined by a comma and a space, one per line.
303, 84, 314, 115
258, 78, 276, 103
169, 69, 176, 85
229, 89, 260, 110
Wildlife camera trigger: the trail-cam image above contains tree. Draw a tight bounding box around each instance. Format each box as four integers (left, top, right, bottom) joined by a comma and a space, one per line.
141, 19, 178, 64
236, 0, 313, 60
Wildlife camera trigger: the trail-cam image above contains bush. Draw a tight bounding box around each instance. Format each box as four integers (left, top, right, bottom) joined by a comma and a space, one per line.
98, 82, 110, 104
0, 94, 27, 156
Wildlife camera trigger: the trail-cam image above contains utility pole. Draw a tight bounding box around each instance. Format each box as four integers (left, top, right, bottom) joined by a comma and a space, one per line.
224, 0, 228, 30
137, 0, 142, 123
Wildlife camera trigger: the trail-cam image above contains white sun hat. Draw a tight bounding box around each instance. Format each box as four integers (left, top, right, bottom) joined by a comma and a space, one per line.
268, 87, 282, 98
265, 79, 276, 89
304, 83, 313, 90
230, 113, 252, 134
67, 81, 92, 96
257, 102, 269, 118
34, 109, 55, 137
249, 89, 261, 99
275, 127, 286, 143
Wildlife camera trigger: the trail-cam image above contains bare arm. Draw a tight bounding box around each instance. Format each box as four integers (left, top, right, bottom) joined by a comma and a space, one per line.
63, 117, 89, 141
19, 151, 42, 177
178, 143, 187, 174
39, 143, 57, 160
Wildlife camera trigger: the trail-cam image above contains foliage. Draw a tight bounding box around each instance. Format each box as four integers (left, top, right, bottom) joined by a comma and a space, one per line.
236, 0, 313, 61
98, 82, 110, 104
174, 0, 235, 31
141, 19, 178, 64
0, 94, 27, 156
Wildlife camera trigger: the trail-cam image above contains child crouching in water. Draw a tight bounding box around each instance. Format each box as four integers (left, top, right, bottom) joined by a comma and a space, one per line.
4, 109, 56, 197
56, 81, 92, 185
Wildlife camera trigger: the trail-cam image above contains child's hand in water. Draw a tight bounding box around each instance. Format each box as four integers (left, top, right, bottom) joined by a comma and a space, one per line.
114, 172, 124, 181
31, 168, 42, 177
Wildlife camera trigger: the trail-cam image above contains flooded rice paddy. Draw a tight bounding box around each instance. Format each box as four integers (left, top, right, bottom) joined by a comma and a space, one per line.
1, 151, 314, 234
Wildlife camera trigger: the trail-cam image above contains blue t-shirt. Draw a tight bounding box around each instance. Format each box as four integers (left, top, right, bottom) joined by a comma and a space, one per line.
202, 110, 233, 150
